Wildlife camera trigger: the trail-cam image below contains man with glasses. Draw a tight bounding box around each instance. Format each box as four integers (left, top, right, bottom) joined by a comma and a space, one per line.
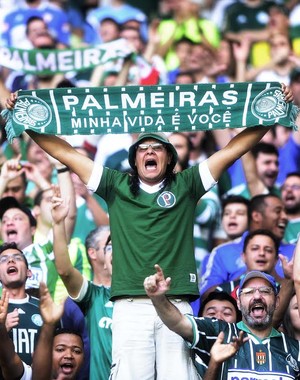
51, 184, 112, 380
0, 242, 43, 371
144, 267, 300, 379
5, 85, 293, 379
282, 172, 300, 243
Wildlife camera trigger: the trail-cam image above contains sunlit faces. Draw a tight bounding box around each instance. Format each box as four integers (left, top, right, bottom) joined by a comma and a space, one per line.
33, 188, 54, 227
93, 230, 111, 266
237, 278, 278, 331
52, 333, 84, 380
1, 208, 35, 250
169, 133, 190, 172
270, 33, 291, 63
134, 139, 172, 185
0, 248, 31, 289
222, 202, 248, 239
26, 17, 55, 48
255, 196, 288, 239
202, 299, 237, 323
120, 27, 143, 53
104, 242, 113, 277
255, 152, 279, 189
281, 175, 300, 213
27, 140, 53, 182
287, 294, 300, 338
99, 18, 120, 43
242, 234, 278, 273
2, 176, 27, 204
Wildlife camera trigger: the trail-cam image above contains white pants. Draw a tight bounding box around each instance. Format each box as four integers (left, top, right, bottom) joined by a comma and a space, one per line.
110, 297, 201, 380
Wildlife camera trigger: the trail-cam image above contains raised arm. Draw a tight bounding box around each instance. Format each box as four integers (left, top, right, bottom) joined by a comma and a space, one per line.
144, 264, 193, 342
272, 254, 295, 328
27, 130, 94, 185
293, 236, 300, 318
52, 185, 84, 297
0, 289, 25, 380
207, 125, 271, 182
6, 91, 94, 184
32, 282, 65, 380
207, 84, 293, 182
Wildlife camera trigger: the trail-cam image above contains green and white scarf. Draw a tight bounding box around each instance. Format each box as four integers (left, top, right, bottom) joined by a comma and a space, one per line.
0, 38, 134, 74
2, 81, 298, 142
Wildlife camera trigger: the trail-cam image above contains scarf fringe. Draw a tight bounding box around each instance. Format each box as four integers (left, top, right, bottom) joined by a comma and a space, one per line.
1, 109, 16, 143
290, 104, 300, 131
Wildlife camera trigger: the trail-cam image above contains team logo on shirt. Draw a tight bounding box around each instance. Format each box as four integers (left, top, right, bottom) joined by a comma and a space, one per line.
286, 354, 299, 371
13, 95, 52, 130
31, 314, 43, 327
251, 87, 288, 122
157, 191, 176, 208
256, 350, 266, 365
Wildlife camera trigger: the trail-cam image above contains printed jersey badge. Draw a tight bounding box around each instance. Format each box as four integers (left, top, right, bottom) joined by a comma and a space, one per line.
157, 191, 176, 208
256, 350, 266, 365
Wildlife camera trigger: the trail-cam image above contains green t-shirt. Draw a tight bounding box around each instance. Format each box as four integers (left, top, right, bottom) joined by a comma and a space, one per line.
73, 280, 112, 380
23, 241, 58, 297
193, 184, 224, 275
95, 165, 207, 300
284, 218, 300, 244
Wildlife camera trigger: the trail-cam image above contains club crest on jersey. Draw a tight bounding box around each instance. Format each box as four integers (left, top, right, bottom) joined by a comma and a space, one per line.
256, 350, 266, 365
31, 313, 43, 327
157, 191, 176, 208
286, 354, 299, 371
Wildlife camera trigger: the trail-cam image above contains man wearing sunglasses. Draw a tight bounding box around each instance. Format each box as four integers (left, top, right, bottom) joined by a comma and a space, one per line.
5, 85, 294, 379
145, 267, 300, 379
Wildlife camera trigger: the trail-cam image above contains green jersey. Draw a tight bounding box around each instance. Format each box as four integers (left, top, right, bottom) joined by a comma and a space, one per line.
23, 241, 58, 297
284, 218, 300, 244
29, 237, 92, 303
93, 164, 210, 300
193, 185, 225, 275
72, 279, 112, 380
188, 316, 300, 380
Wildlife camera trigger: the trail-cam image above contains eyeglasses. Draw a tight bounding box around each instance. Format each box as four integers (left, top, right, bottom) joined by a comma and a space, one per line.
239, 286, 274, 296
137, 143, 166, 153
104, 244, 112, 254
281, 184, 300, 191
0, 253, 25, 264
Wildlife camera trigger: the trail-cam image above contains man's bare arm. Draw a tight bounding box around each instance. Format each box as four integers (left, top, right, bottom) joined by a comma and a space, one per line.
144, 264, 194, 342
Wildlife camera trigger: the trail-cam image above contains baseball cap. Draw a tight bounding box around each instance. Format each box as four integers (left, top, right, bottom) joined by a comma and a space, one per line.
238, 271, 279, 296
0, 197, 37, 227
128, 132, 178, 170
290, 68, 300, 83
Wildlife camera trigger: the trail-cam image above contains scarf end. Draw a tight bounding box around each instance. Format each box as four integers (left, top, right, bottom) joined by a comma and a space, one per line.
290, 104, 300, 131
1, 109, 17, 143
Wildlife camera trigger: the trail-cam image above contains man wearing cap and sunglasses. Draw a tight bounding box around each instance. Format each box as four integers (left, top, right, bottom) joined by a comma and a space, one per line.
145, 266, 300, 379
5, 86, 293, 379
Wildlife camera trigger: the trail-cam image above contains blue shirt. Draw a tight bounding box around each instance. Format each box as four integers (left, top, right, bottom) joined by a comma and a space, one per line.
2, 3, 70, 47
200, 231, 295, 296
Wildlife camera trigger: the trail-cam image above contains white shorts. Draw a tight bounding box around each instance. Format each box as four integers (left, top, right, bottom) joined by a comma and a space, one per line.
109, 297, 201, 380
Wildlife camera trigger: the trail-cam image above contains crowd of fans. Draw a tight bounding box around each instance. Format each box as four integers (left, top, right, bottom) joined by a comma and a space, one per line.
1, 0, 300, 379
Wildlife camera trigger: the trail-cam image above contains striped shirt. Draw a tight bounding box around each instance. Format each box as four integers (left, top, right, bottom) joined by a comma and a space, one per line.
187, 316, 300, 380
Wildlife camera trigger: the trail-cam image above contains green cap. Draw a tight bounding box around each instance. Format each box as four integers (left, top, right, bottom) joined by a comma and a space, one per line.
128, 132, 178, 170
